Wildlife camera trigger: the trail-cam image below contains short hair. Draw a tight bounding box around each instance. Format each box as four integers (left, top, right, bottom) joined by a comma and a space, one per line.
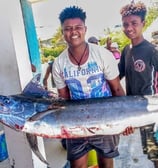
59, 6, 86, 25
120, 1, 147, 21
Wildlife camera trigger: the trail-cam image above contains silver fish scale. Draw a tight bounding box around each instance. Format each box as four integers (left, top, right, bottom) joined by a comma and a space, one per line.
21, 95, 158, 139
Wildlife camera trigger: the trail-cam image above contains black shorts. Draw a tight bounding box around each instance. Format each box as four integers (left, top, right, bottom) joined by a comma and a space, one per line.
66, 135, 120, 161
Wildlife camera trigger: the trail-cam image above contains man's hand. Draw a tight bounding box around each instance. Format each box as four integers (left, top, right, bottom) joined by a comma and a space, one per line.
122, 126, 135, 136
48, 91, 58, 98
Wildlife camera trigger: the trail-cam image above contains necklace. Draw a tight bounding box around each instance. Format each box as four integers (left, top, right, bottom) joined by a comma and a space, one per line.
68, 43, 88, 71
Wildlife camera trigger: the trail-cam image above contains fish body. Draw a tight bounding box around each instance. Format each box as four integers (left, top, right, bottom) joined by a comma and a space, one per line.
1, 74, 158, 165
0, 94, 158, 138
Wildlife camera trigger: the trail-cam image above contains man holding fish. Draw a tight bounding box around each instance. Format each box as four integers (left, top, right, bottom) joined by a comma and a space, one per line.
52, 5, 134, 168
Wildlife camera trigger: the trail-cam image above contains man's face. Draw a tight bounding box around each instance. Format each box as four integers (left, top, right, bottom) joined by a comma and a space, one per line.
122, 15, 145, 40
61, 18, 87, 47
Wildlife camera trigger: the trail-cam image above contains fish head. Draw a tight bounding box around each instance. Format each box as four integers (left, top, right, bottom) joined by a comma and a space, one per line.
0, 95, 25, 130
0, 95, 24, 114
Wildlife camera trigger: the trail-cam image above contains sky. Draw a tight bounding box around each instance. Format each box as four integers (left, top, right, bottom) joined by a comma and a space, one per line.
31, 0, 151, 40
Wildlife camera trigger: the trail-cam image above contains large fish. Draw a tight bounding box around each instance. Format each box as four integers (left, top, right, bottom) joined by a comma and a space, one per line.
0, 92, 158, 138
1, 74, 158, 166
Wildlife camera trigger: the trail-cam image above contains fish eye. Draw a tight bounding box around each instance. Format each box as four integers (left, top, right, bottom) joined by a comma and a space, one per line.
3, 98, 10, 104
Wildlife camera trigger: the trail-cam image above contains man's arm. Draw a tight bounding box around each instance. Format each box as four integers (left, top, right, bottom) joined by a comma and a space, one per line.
43, 66, 51, 90
107, 76, 125, 96
58, 86, 70, 100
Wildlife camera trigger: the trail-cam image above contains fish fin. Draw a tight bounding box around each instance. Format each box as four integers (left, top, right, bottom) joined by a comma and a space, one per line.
0, 115, 25, 131
22, 73, 50, 98
29, 105, 64, 121
26, 133, 49, 166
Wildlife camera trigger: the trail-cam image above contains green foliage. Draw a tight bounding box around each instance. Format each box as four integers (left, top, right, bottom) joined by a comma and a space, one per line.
40, 46, 66, 63
144, 6, 158, 30
40, 27, 67, 63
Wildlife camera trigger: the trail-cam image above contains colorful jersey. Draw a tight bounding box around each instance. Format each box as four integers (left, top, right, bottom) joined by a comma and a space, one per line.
53, 43, 119, 100
119, 40, 158, 95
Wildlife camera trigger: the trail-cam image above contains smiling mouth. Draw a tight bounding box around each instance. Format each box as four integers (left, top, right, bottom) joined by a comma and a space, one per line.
126, 31, 135, 36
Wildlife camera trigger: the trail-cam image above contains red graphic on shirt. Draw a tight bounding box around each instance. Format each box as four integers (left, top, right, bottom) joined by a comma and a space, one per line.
134, 59, 145, 72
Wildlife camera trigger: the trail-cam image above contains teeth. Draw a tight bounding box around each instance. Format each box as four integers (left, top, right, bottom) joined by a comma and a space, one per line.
72, 35, 78, 39
128, 32, 134, 36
